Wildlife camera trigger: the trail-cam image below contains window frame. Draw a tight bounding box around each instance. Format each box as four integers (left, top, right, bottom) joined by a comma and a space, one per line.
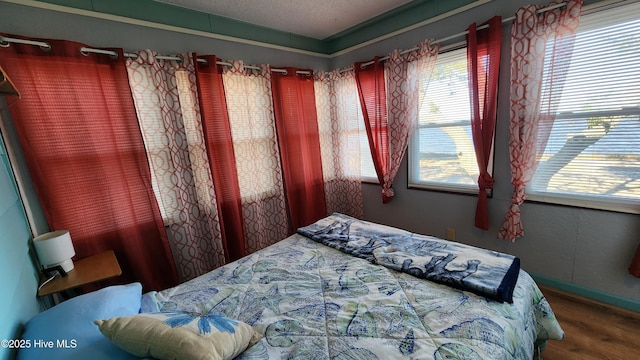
525, 4, 640, 214
526, 108, 640, 214
407, 46, 491, 195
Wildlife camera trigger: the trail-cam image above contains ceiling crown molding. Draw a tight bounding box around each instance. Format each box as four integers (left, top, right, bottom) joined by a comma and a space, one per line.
1, 0, 491, 57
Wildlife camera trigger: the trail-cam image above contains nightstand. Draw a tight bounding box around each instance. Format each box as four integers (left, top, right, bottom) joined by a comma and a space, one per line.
37, 250, 122, 297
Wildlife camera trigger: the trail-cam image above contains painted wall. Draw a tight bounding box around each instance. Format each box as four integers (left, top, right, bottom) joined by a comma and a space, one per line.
0, 109, 41, 360
0, 0, 638, 310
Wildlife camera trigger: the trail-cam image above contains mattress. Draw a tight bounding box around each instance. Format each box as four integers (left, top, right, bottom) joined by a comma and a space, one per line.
144, 220, 564, 359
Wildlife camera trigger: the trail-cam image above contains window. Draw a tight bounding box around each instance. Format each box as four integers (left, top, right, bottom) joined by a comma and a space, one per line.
222, 69, 284, 201
314, 72, 371, 182
359, 120, 378, 181
176, 70, 218, 214
129, 61, 182, 223
132, 65, 219, 224
408, 47, 482, 193
527, 4, 640, 213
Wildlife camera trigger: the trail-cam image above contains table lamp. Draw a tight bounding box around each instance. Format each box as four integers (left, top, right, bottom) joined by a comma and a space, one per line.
33, 230, 76, 274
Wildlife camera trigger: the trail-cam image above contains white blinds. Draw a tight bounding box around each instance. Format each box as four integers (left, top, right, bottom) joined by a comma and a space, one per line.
527, 3, 640, 213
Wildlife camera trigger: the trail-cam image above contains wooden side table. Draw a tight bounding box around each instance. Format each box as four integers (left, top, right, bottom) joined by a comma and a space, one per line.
38, 250, 122, 297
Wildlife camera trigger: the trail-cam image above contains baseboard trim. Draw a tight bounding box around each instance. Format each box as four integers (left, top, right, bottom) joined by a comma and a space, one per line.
531, 273, 640, 313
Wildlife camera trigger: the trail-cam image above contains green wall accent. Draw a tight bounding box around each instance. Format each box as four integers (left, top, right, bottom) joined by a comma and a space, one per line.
531, 273, 640, 313
33, 0, 482, 54
324, 0, 481, 53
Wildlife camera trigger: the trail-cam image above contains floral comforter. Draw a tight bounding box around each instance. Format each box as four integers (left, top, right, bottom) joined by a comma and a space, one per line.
145, 231, 564, 359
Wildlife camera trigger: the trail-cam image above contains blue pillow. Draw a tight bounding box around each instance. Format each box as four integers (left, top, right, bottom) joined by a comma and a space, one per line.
18, 283, 143, 360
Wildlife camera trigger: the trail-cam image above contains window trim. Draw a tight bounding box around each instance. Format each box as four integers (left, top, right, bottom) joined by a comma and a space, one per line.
407, 128, 480, 195
525, 4, 640, 215
525, 192, 640, 214
527, 106, 640, 215
361, 176, 380, 184
407, 47, 492, 195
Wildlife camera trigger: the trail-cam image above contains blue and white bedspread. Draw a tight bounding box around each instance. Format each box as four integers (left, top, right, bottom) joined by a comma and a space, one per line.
298, 213, 520, 303
145, 218, 564, 359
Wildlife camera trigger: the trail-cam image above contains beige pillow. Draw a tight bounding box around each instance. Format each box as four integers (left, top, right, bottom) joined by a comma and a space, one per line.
95, 312, 261, 360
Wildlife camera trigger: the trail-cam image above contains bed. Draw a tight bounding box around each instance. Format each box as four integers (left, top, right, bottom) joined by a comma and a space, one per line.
18, 214, 564, 360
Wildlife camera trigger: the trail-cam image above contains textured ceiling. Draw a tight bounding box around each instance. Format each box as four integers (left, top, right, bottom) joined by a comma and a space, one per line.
153, 0, 414, 39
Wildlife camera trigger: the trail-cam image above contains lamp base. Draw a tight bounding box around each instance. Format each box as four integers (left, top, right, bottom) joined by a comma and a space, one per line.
44, 259, 75, 273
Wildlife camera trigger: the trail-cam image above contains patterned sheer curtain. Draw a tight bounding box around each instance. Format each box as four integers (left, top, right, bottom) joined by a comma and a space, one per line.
221, 61, 289, 252
387, 41, 439, 200
0, 38, 178, 291
314, 69, 364, 218
355, 41, 439, 203
467, 17, 502, 230
498, 0, 582, 241
126, 50, 226, 281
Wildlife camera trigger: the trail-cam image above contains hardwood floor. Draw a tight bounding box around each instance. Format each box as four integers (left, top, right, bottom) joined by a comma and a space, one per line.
539, 285, 640, 360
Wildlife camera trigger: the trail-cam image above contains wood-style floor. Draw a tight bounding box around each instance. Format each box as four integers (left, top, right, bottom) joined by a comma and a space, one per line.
539, 285, 640, 360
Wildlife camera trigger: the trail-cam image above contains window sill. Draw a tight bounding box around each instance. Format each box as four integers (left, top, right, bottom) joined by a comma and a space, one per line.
408, 181, 482, 196
525, 193, 640, 215
360, 176, 379, 185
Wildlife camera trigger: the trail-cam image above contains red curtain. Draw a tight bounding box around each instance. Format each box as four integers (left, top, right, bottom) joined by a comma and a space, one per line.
271, 68, 327, 229
630, 246, 640, 277
194, 55, 246, 262
354, 58, 391, 202
0, 36, 178, 291
467, 17, 502, 230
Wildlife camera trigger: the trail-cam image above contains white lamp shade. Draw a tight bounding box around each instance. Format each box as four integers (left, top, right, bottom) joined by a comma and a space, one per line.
33, 230, 76, 272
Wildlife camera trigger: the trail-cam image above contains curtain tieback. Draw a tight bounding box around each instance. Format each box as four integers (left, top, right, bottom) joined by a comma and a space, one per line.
511, 183, 527, 205
477, 172, 494, 191
382, 186, 395, 203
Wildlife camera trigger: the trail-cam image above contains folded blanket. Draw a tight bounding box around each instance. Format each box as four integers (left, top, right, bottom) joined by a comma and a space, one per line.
298, 213, 520, 303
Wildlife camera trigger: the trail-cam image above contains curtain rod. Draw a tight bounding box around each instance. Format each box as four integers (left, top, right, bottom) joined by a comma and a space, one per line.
0, 2, 570, 76
348, 2, 567, 71
0, 36, 311, 76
